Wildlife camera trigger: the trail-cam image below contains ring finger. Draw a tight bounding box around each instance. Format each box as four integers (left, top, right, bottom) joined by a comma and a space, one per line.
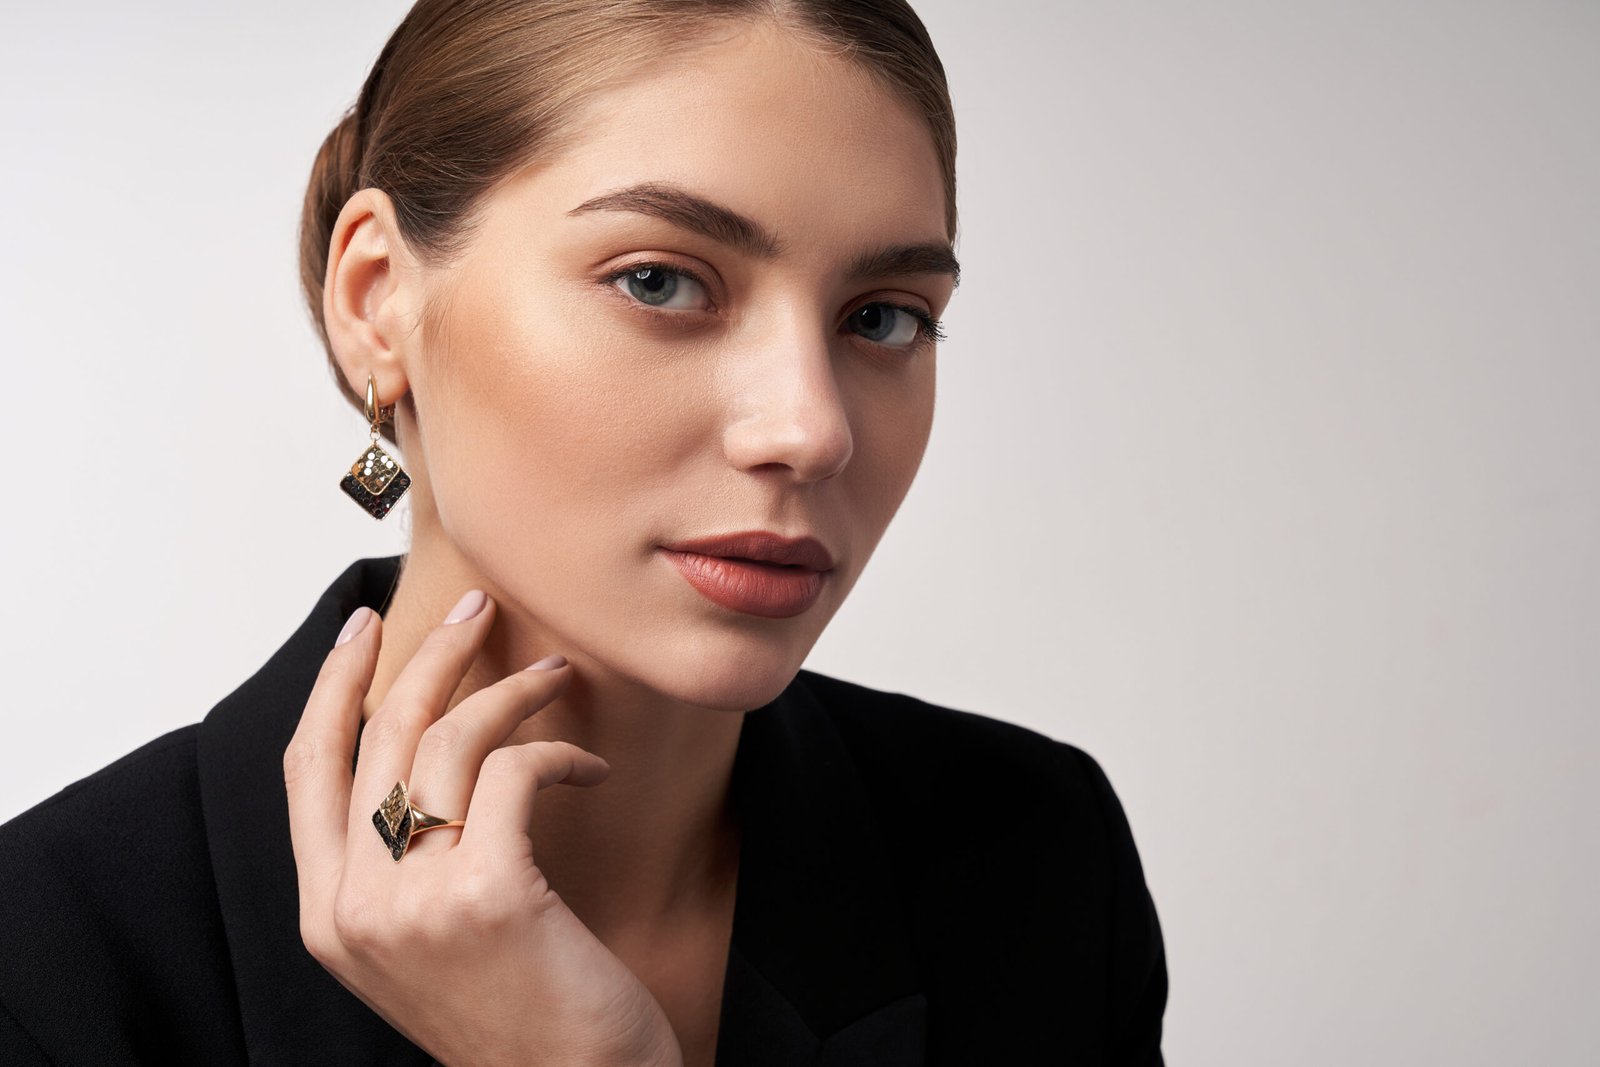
399, 652, 573, 857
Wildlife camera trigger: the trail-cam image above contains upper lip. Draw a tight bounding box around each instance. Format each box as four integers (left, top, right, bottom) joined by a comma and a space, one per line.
660, 530, 837, 571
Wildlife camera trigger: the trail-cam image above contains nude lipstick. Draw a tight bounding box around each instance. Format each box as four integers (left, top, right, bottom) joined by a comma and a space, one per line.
658, 531, 835, 618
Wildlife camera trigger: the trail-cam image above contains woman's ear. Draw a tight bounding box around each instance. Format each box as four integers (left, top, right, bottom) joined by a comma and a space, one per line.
324, 187, 423, 408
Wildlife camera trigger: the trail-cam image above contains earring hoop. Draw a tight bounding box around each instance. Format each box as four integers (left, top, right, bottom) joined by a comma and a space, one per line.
364, 375, 394, 428
338, 374, 412, 520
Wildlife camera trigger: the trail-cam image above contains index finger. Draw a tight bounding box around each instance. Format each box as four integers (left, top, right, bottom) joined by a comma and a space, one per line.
284, 605, 382, 904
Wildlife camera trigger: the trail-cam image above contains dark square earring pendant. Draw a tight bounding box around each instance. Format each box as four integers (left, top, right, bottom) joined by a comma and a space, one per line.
340, 440, 412, 520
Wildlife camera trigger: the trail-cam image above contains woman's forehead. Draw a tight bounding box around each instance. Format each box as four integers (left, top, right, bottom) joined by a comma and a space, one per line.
515, 22, 949, 242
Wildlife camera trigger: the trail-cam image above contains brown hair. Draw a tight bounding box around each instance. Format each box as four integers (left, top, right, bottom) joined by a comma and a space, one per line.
298, 0, 958, 444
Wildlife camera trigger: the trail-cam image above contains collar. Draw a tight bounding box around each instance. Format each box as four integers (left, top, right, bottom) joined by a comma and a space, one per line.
196, 554, 926, 1065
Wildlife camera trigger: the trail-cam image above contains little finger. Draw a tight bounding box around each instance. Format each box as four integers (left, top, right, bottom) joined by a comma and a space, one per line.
457, 741, 611, 855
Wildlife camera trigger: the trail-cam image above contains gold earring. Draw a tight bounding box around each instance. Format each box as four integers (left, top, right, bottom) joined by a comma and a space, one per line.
339, 375, 412, 520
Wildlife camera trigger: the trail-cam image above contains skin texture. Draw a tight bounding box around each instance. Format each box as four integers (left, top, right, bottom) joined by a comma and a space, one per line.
312, 17, 954, 1066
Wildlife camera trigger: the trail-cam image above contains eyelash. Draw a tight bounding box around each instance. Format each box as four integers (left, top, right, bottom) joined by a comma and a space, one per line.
601, 262, 947, 355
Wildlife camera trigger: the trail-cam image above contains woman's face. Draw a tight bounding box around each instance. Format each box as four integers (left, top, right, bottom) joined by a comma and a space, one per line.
378, 20, 954, 711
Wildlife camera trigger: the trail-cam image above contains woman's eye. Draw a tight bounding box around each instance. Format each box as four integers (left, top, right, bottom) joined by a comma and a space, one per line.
605, 264, 944, 354
608, 265, 709, 311
848, 303, 945, 351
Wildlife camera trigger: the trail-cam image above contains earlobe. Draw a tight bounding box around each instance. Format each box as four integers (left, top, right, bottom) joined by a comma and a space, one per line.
324, 188, 414, 405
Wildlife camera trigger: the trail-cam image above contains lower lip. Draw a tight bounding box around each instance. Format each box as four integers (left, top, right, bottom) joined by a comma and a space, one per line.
660, 549, 828, 618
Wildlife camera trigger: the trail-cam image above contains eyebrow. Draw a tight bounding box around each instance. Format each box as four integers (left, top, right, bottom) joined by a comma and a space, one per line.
567, 180, 960, 289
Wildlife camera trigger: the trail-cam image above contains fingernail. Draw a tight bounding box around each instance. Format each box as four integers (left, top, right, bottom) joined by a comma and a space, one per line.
525, 654, 567, 671
335, 606, 373, 648
444, 589, 487, 624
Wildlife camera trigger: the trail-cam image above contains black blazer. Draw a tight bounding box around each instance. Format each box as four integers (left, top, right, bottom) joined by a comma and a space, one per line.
0, 554, 1167, 1065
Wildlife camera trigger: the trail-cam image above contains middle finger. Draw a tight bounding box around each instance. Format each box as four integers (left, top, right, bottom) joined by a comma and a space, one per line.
399, 652, 572, 858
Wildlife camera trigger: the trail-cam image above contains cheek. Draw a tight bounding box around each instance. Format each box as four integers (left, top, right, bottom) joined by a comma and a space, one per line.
420, 273, 705, 561
842, 362, 935, 541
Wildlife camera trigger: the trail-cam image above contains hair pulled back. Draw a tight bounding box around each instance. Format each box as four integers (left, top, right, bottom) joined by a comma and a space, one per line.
299, 0, 958, 442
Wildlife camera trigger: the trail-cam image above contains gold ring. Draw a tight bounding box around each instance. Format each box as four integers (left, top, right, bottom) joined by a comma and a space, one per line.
372, 780, 466, 862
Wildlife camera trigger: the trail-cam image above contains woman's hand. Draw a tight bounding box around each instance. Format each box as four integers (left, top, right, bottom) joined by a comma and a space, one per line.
283, 590, 684, 1067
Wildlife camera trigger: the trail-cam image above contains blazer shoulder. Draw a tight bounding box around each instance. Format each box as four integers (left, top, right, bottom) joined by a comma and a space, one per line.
796, 669, 1169, 1062
0, 724, 241, 1062
795, 668, 1106, 815
795, 668, 1156, 896
0, 722, 201, 847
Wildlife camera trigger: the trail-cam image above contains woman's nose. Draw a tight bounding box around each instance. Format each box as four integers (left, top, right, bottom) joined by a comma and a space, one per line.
721, 320, 854, 485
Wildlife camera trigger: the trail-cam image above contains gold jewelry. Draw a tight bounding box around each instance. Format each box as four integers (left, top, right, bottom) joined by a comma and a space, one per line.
339, 374, 412, 520
373, 780, 465, 862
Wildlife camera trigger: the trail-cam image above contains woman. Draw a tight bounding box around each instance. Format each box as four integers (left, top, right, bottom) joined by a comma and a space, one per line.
0, 1, 1166, 1063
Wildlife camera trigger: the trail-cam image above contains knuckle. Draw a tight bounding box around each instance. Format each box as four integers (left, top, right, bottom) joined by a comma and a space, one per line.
359, 710, 408, 752
479, 746, 530, 781
423, 620, 473, 654
441, 861, 509, 932
414, 718, 470, 764
331, 889, 380, 948
544, 741, 586, 776
282, 736, 322, 785
300, 915, 335, 964
390, 888, 437, 938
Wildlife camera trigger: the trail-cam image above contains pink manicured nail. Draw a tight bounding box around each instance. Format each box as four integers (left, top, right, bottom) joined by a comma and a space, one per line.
444, 589, 487, 624
335, 607, 373, 648
525, 654, 567, 671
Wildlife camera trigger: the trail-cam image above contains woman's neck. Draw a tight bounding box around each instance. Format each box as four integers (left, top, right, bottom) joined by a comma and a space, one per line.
358, 545, 747, 939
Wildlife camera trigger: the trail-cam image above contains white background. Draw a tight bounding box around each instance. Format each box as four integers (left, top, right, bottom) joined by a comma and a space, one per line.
2, 2, 1596, 1063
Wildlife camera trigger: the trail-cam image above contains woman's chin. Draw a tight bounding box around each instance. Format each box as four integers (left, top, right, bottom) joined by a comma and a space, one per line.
639, 645, 813, 713
675, 662, 806, 713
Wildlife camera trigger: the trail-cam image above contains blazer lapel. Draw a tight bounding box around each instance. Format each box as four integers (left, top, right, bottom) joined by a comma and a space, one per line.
196, 555, 427, 1066
715, 673, 928, 1065
195, 554, 927, 1066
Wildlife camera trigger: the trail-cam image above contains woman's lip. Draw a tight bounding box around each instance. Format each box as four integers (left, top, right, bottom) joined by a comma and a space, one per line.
659, 549, 827, 618
659, 531, 835, 571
